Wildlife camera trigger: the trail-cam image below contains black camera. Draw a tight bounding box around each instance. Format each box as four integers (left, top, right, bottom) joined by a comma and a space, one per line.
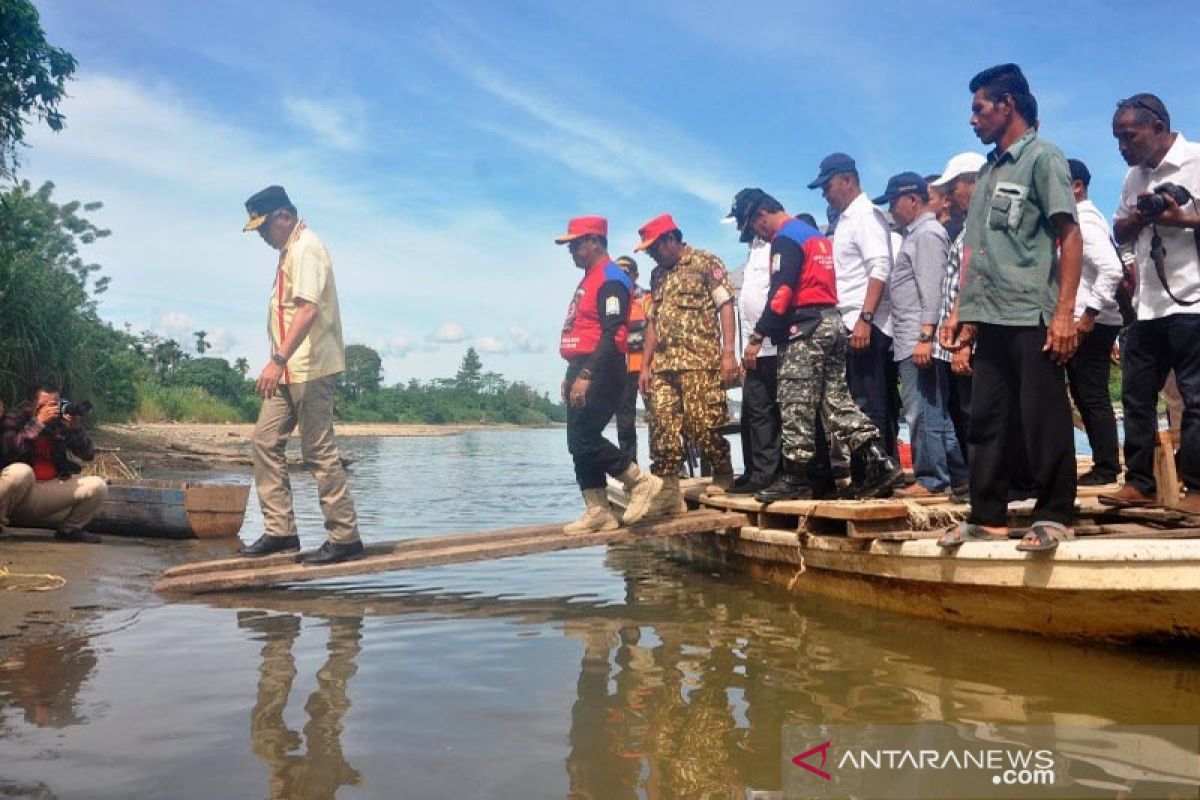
59, 399, 93, 418
1136, 182, 1194, 218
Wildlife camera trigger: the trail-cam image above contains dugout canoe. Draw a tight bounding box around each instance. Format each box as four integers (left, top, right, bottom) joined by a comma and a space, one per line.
612, 480, 1200, 642
89, 479, 250, 539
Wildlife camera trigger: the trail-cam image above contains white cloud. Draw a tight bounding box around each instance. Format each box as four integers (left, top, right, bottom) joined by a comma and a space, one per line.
474, 336, 508, 354
508, 325, 545, 353
376, 335, 417, 357
429, 322, 469, 343
282, 95, 366, 152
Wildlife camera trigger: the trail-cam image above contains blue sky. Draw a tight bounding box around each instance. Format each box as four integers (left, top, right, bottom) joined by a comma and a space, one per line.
21, 0, 1200, 393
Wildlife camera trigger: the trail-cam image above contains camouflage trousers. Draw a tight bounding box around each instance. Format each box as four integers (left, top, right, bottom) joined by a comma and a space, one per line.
648, 369, 731, 476
778, 313, 879, 464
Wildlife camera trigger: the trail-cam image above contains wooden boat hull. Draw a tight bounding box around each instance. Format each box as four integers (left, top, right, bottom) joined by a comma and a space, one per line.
662, 525, 1200, 641
90, 480, 250, 539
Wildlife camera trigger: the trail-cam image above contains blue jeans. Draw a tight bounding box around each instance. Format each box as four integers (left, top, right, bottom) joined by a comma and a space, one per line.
898, 357, 968, 491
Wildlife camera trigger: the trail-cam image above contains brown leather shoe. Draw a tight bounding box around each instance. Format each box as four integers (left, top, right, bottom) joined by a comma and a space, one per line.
894, 483, 943, 498
1097, 483, 1155, 508
1177, 492, 1200, 515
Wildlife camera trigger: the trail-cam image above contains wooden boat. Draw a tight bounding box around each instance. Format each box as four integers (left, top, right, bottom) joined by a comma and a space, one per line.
90, 479, 251, 539
611, 479, 1200, 642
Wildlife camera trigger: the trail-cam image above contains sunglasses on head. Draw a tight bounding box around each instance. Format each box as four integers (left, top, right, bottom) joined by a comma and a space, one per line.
1116, 97, 1166, 126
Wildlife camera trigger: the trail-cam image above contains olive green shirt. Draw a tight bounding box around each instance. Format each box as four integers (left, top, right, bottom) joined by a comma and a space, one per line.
958, 128, 1078, 326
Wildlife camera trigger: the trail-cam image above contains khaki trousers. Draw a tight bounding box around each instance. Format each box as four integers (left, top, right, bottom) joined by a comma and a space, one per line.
251, 375, 359, 544
0, 463, 36, 531
6, 468, 108, 533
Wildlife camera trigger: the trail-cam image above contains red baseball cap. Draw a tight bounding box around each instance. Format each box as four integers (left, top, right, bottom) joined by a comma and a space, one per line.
634, 213, 680, 252
554, 216, 608, 244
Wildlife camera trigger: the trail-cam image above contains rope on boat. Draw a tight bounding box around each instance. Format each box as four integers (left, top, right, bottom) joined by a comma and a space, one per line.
902, 500, 967, 531
787, 555, 806, 590
0, 565, 67, 592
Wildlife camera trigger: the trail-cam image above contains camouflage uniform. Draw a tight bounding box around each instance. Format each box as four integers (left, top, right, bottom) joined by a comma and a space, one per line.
647, 245, 734, 476
778, 310, 879, 464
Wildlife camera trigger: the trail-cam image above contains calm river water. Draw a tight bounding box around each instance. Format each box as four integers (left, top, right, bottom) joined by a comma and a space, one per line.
0, 428, 1196, 799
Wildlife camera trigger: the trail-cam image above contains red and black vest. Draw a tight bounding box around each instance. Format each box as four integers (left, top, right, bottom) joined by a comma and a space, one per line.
560, 259, 632, 359
777, 217, 838, 307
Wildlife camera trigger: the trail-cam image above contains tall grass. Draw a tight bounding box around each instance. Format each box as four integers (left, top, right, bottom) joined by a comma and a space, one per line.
135, 384, 245, 423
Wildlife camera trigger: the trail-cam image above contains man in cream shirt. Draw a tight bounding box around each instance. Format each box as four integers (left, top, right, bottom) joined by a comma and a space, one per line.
239, 185, 363, 565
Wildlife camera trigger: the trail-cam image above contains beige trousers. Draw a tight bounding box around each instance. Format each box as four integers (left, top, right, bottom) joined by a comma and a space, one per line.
5, 467, 108, 533
251, 375, 359, 544
0, 463, 36, 531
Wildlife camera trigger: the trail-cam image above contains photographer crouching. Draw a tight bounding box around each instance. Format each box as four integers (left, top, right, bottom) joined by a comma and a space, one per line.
0, 383, 108, 543
1101, 94, 1200, 513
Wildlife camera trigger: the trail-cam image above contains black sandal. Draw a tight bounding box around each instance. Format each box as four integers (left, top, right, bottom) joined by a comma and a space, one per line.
1016, 521, 1072, 553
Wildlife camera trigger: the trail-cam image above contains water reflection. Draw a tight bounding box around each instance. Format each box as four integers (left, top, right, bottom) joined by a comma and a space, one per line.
238, 611, 363, 800
0, 626, 97, 730
196, 544, 1199, 799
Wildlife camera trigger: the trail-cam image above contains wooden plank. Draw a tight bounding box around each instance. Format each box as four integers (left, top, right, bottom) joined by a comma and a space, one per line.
161, 521, 570, 578
155, 511, 750, 594
1155, 430, 1182, 509
846, 517, 917, 539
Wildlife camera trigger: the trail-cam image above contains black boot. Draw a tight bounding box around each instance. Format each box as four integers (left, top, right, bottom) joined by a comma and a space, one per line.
754, 463, 811, 503
55, 529, 101, 544
239, 534, 301, 557
728, 474, 771, 495
300, 540, 366, 566
854, 440, 903, 498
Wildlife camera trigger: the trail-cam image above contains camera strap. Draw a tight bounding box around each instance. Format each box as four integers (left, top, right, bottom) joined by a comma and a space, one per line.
1148, 204, 1200, 307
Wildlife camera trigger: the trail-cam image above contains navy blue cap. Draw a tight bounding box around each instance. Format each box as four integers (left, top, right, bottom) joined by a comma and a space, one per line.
807, 153, 857, 189
244, 185, 293, 231
872, 172, 928, 205
726, 187, 771, 243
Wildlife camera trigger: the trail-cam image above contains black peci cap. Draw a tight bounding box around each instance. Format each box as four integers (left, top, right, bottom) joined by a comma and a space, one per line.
244, 185, 294, 232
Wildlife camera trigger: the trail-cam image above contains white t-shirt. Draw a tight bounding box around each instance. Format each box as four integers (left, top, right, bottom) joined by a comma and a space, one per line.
1114, 132, 1200, 318
1075, 198, 1124, 326
833, 191, 894, 335
736, 237, 777, 358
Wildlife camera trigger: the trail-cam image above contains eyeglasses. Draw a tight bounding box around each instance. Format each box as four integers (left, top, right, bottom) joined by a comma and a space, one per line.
1116, 97, 1167, 126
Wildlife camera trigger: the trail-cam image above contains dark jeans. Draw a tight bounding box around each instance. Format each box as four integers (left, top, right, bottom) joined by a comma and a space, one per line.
615, 369, 640, 464
945, 362, 971, 467
845, 324, 899, 458
1121, 315, 1200, 493
740, 356, 782, 484
968, 323, 1076, 526
566, 360, 631, 490
1066, 323, 1121, 478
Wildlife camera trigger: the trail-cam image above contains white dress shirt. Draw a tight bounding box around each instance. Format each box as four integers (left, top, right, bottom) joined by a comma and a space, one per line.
737, 237, 778, 358
833, 191, 894, 334
1074, 198, 1123, 326
1114, 132, 1200, 318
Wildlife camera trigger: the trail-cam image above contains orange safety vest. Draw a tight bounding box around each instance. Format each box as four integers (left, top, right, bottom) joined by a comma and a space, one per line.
626, 288, 649, 373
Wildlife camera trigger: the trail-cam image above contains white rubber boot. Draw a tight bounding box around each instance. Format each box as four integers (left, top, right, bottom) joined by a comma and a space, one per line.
646, 475, 686, 519
619, 464, 663, 525
563, 488, 620, 533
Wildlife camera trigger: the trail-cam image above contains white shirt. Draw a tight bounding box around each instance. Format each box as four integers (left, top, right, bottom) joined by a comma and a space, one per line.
1114, 132, 1200, 318
736, 237, 778, 358
1074, 199, 1124, 326
833, 191, 894, 334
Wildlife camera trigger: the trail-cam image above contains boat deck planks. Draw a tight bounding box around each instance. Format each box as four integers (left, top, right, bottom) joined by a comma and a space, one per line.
154, 509, 749, 595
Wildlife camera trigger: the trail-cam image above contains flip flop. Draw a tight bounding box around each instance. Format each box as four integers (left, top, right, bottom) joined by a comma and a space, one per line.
937, 521, 1009, 549
1016, 520, 1073, 553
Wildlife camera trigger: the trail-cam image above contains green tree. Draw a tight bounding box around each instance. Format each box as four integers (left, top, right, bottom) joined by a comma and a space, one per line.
193, 329, 210, 354
339, 343, 382, 400
455, 346, 483, 392
171, 356, 247, 406
234, 357, 249, 377
0, 180, 133, 414
0, 0, 78, 178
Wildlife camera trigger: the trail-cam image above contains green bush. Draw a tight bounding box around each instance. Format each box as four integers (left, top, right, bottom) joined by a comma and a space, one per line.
135, 384, 244, 423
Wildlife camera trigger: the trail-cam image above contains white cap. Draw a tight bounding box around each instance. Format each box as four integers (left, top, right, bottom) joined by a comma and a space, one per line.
931, 152, 987, 188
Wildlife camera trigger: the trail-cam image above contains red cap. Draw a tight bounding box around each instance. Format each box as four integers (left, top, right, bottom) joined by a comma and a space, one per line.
634, 213, 680, 252
554, 216, 608, 244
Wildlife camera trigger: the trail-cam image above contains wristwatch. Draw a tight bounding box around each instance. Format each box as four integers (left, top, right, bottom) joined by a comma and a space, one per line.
271, 353, 287, 367
917, 331, 934, 343
860, 310, 875, 324
749, 332, 764, 345
578, 368, 593, 380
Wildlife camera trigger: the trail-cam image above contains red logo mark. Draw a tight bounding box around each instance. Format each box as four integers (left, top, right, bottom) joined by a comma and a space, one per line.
792, 740, 833, 780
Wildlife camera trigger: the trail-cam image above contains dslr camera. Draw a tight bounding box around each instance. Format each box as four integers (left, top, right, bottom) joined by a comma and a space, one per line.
1137, 182, 1193, 218
58, 398, 93, 418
